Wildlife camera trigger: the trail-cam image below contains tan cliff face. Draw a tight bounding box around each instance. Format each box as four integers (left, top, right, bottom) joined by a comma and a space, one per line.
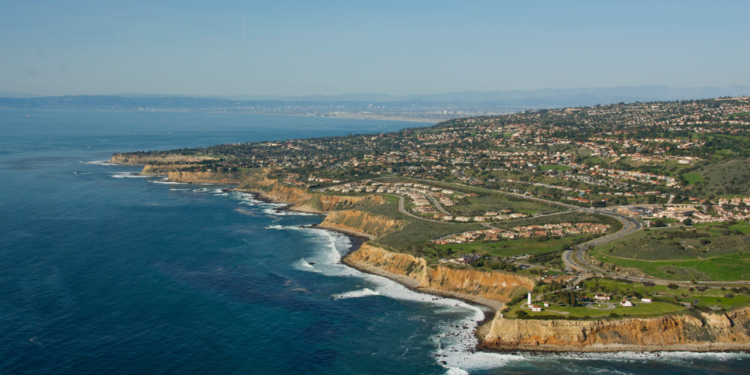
138, 164, 248, 183
165, 171, 247, 184
238, 176, 386, 213
110, 154, 216, 165
141, 164, 191, 175
345, 244, 535, 303
320, 211, 404, 237
480, 307, 750, 351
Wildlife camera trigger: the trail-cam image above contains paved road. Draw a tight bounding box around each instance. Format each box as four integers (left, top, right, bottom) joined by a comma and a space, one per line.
425, 194, 451, 215
564, 216, 750, 287
381, 177, 749, 287
393, 195, 442, 223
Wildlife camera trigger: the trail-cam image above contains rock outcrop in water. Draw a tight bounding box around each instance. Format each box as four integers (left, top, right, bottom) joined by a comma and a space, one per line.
479, 306, 750, 352
344, 244, 535, 305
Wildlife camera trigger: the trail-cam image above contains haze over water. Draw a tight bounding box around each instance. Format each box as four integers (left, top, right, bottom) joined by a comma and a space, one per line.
0, 110, 746, 374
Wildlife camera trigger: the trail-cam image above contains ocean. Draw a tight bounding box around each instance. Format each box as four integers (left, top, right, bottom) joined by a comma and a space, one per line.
0, 110, 747, 374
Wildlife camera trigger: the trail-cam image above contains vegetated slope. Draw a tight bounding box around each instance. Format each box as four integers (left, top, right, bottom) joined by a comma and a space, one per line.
606, 231, 750, 260
690, 158, 750, 196
356, 203, 484, 251
495, 212, 622, 231
448, 194, 564, 216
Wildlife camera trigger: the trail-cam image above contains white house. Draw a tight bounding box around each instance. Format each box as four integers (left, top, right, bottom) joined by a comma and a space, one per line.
531, 305, 543, 312
620, 299, 633, 307
543, 302, 550, 307
594, 294, 611, 301
641, 298, 652, 303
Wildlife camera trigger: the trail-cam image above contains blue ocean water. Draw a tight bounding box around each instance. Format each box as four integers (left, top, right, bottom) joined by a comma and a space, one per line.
0, 110, 747, 375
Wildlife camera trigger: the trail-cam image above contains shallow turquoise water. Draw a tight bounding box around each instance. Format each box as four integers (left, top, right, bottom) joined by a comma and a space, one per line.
1, 110, 747, 374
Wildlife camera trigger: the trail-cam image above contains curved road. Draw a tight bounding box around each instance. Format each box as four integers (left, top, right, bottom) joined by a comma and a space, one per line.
382, 178, 748, 287
563, 216, 750, 287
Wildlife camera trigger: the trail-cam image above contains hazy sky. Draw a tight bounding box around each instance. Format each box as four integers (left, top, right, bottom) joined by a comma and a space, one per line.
1, 0, 748, 97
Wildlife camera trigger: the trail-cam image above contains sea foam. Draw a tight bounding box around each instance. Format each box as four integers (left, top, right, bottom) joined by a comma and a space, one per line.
110, 172, 155, 179
80, 160, 117, 166
331, 288, 380, 299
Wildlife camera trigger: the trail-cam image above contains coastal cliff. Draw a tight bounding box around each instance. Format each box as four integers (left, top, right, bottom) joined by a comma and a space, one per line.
237, 176, 385, 213
344, 244, 535, 308
165, 170, 247, 184
319, 210, 404, 238
111, 153, 216, 165
480, 307, 750, 352
138, 164, 248, 183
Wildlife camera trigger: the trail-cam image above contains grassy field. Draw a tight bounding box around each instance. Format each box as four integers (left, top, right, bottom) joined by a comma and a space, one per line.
448, 194, 565, 216
495, 212, 622, 231
435, 235, 587, 258
360, 202, 484, 251
682, 172, 704, 185
589, 222, 750, 281
540, 165, 571, 171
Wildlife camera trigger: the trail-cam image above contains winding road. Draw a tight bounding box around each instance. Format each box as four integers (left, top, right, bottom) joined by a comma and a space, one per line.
380, 177, 749, 287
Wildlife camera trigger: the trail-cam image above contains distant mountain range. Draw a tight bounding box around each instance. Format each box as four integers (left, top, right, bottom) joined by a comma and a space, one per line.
1, 85, 747, 113
272, 85, 750, 103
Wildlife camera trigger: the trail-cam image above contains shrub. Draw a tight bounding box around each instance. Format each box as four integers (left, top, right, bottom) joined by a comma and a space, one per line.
724, 293, 735, 299
667, 284, 679, 289
609, 313, 619, 318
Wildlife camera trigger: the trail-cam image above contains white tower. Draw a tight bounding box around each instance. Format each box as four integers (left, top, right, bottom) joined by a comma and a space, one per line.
528, 292, 532, 305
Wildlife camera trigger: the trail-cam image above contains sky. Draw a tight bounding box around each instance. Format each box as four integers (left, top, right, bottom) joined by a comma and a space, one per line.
1, 0, 748, 97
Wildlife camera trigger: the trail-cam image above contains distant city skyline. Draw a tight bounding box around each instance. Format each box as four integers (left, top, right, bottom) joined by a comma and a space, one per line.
1, 0, 748, 97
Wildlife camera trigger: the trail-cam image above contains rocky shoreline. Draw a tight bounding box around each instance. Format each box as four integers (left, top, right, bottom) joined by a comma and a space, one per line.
111, 159, 750, 354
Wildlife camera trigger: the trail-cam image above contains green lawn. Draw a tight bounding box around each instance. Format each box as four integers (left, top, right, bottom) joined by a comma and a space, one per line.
682, 172, 704, 185
686, 294, 750, 309
581, 278, 748, 305
506, 300, 684, 318
722, 111, 750, 117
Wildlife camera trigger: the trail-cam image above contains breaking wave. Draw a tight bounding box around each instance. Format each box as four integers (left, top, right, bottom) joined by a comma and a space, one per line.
80, 160, 117, 165
331, 288, 380, 299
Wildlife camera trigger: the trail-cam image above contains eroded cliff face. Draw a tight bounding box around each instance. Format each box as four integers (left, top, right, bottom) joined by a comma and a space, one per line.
480, 307, 750, 351
110, 153, 216, 165
345, 244, 535, 303
238, 177, 386, 213
141, 164, 190, 175
137, 164, 248, 183
320, 211, 404, 237
166, 171, 247, 184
